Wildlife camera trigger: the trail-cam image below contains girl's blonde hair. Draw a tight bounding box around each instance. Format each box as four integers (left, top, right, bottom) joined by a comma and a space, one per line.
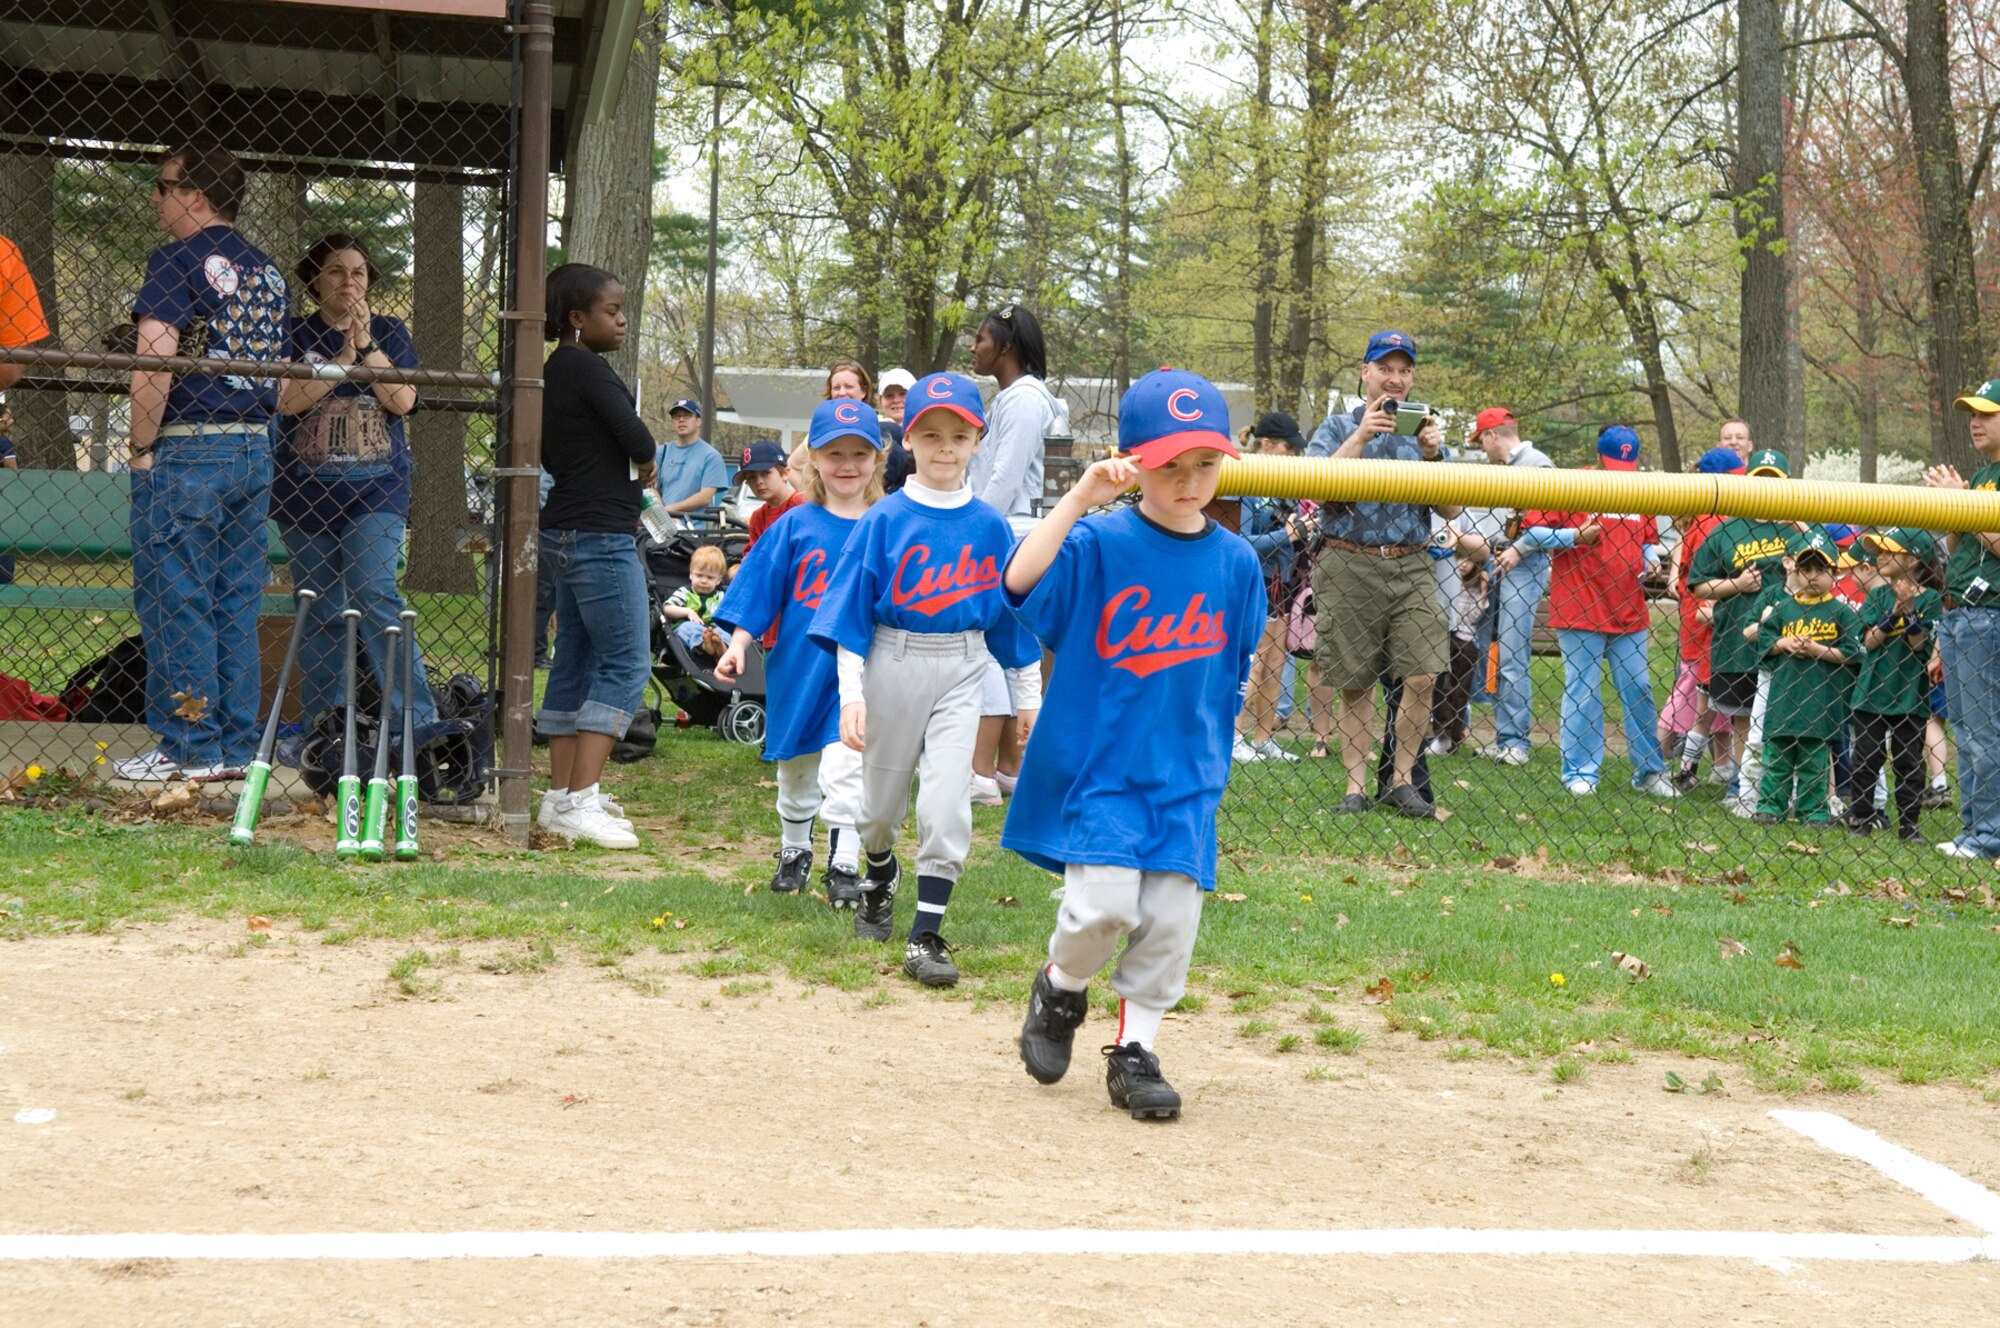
799, 442, 887, 509
823, 359, 873, 401
689, 544, 728, 577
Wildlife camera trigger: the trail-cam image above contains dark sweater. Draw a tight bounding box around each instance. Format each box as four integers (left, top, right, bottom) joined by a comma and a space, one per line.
539, 344, 656, 533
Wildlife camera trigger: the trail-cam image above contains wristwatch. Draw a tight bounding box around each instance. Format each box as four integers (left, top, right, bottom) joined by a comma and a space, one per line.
352, 339, 378, 359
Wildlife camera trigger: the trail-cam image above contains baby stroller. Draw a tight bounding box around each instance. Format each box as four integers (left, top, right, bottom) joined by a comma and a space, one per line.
645, 520, 768, 745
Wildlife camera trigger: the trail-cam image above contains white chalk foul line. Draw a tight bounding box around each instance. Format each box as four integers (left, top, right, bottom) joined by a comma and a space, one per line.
0, 1229, 1993, 1263
1770, 1109, 2000, 1234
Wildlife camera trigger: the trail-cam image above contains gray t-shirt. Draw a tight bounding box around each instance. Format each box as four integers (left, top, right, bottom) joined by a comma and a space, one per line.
968, 375, 1066, 530
1459, 439, 1556, 548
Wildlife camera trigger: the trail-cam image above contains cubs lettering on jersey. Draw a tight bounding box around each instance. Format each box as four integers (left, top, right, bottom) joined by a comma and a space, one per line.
792, 547, 829, 611
1095, 587, 1228, 676
890, 543, 1002, 616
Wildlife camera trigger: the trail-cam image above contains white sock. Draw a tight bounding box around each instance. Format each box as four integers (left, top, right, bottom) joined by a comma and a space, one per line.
780, 817, 814, 851
1116, 1000, 1166, 1050
994, 769, 1019, 794
827, 824, 858, 872
1046, 962, 1090, 993
1932, 774, 1949, 790
571, 783, 600, 812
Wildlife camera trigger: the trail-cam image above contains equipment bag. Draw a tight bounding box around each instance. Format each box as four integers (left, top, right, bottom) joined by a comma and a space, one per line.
59, 635, 148, 725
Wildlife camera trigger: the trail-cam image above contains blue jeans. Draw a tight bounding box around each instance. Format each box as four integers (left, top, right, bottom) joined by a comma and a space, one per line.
277, 510, 439, 728
144, 433, 273, 766
536, 529, 649, 739
1557, 628, 1666, 787
1492, 550, 1549, 751
1939, 608, 2000, 853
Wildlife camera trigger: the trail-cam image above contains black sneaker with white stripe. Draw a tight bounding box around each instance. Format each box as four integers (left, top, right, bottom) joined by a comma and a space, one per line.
823, 863, 862, 910
1103, 1041, 1181, 1120
769, 847, 812, 894
902, 931, 959, 987
1018, 968, 1087, 1084
854, 858, 898, 941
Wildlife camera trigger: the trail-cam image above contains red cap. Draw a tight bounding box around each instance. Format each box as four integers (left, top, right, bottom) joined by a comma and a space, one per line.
1470, 407, 1516, 440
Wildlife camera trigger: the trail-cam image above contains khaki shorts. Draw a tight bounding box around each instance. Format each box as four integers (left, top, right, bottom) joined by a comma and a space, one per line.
1312, 547, 1451, 690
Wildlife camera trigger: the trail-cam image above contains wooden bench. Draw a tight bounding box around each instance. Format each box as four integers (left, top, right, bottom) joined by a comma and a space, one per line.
0, 469, 294, 615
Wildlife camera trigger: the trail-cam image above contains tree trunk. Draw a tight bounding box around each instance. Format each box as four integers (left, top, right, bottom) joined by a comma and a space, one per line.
1250, 0, 1277, 409
406, 180, 475, 594
0, 153, 68, 470
1856, 268, 1880, 483
1899, 0, 1986, 471
1735, 0, 1790, 459
567, 18, 660, 387
1279, 4, 1333, 414
238, 171, 308, 293
1109, 1, 1134, 397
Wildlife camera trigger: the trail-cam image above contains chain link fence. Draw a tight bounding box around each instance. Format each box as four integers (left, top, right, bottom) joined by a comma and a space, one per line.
0, 0, 515, 789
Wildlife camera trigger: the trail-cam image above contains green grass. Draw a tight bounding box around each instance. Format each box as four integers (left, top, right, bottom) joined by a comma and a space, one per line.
6, 722, 2000, 1096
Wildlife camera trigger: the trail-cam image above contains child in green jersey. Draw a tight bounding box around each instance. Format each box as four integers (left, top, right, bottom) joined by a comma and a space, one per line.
1745, 529, 1860, 824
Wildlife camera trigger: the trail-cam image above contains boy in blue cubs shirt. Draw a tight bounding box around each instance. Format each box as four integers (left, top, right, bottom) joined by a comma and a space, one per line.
1006, 369, 1264, 1121
808, 373, 1042, 987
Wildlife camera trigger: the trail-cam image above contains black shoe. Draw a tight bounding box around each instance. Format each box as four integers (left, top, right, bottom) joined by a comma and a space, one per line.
1103, 1041, 1181, 1120
1382, 782, 1434, 819
1672, 765, 1701, 793
1332, 793, 1374, 815
1922, 784, 1953, 809
855, 860, 899, 942
770, 847, 812, 894
902, 931, 959, 987
1899, 823, 1925, 844
1019, 969, 1088, 1084
824, 864, 862, 910
1845, 810, 1886, 836
1751, 812, 1780, 825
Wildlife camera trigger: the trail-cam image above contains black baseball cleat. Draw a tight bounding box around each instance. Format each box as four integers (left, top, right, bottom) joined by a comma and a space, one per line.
902, 931, 959, 987
823, 863, 862, 910
854, 859, 899, 941
770, 847, 812, 894
1018, 969, 1088, 1084
1672, 766, 1702, 793
1103, 1041, 1181, 1120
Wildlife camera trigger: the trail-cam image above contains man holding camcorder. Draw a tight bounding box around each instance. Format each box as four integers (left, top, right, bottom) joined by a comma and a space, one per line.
1305, 331, 1459, 819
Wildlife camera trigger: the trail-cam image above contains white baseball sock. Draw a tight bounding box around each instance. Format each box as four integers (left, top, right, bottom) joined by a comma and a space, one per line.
1116, 1000, 1165, 1050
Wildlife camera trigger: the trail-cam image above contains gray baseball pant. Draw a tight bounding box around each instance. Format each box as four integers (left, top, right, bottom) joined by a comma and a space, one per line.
776, 741, 864, 850
1049, 863, 1205, 1010
859, 626, 988, 882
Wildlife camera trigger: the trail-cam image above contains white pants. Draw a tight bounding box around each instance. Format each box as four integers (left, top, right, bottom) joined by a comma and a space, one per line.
1739, 671, 1772, 795
859, 627, 988, 881
1049, 863, 1205, 1011
775, 741, 864, 855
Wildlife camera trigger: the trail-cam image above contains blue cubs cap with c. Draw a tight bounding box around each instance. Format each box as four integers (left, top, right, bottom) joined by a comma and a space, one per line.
1597, 424, 1641, 471
737, 439, 790, 472
1117, 368, 1239, 469
904, 372, 986, 431
1364, 330, 1417, 364
1695, 447, 1746, 475
670, 397, 701, 417
806, 397, 884, 450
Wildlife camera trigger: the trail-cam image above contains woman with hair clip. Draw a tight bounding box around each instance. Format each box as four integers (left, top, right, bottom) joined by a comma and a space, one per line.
966, 303, 1068, 805
273, 232, 438, 745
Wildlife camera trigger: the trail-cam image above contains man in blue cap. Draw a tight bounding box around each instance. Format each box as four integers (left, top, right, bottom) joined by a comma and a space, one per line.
655, 396, 727, 527
1305, 330, 1458, 818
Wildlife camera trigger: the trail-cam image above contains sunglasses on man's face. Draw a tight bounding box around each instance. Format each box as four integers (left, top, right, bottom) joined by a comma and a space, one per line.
152, 175, 195, 196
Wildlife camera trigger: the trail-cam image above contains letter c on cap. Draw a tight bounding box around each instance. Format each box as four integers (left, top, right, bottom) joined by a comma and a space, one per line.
1166, 388, 1202, 422
834, 402, 860, 424
926, 377, 953, 400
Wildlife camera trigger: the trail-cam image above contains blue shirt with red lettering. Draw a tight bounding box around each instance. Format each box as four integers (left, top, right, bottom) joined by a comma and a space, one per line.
713, 503, 855, 761
1000, 506, 1263, 889
807, 490, 1040, 668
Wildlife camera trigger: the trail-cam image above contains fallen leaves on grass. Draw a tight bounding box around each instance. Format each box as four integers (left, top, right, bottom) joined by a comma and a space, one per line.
1718, 937, 1750, 960
1612, 951, 1651, 982
1782, 840, 1821, 856
993, 895, 1019, 908
149, 783, 196, 815
1682, 841, 1721, 854
1729, 890, 1751, 905
1881, 915, 1918, 928
1869, 879, 1911, 901
1360, 978, 1394, 1005
245, 916, 281, 940
1216, 892, 1247, 903
1775, 942, 1806, 970
1665, 1070, 1724, 1095
1335, 913, 1349, 929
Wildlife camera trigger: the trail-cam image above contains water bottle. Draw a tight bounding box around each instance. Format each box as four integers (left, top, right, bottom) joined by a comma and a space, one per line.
638, 488, 676, 543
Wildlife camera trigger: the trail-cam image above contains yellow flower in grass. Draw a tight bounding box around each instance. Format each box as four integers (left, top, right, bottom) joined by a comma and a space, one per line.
24, 765, 43, 782
1549, 973, 1566, 988
1300, 894, 1313, 904
651, 916, 665, 928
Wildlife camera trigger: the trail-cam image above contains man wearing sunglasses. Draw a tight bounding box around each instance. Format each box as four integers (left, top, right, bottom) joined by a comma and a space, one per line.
113, 144, 289, 783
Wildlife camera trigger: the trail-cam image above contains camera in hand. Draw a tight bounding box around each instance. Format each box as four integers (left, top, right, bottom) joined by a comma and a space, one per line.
1378, 398, 1435, 437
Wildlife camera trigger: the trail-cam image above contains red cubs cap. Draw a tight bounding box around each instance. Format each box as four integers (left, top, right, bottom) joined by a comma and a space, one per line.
1470, 407, 1516, 441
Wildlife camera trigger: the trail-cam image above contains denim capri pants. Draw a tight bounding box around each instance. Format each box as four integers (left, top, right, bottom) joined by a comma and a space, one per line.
535, 528, 650, 739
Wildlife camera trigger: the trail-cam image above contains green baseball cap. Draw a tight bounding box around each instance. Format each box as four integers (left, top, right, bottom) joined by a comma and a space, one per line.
1956, 379, 2000, 414
1786, 527, 1837, 565
1863, 527, 1939, 563
1746, 448, 1790, 477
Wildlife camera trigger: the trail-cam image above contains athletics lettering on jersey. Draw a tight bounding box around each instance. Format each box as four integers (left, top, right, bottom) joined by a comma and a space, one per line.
890, 543, 1002, 616
1094, 586, 1228, 676
1729, 535, 1789, 566
792, 547, 829, 611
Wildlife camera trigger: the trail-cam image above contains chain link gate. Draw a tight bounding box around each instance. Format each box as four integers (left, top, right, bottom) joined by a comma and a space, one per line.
0, 0, 525, 802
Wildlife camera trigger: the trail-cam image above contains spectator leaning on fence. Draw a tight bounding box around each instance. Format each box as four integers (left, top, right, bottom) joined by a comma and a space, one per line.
0, 230, 50, 390
115, 144, 289, 784
1517, 426, 1677, 799
271, 232, 438, 743
1468, 408, 1556, 765
1925, 379, 2000, 860
1306, 330, 1459, 819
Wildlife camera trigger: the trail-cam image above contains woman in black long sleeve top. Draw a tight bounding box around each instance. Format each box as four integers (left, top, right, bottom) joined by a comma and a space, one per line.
535, 263, 655, 849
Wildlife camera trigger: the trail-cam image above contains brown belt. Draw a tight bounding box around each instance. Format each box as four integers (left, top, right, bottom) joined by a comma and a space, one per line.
1324, 537, 1423, 559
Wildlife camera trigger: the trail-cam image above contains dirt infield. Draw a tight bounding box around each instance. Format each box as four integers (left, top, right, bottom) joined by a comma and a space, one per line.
4, 922, 1998, 1326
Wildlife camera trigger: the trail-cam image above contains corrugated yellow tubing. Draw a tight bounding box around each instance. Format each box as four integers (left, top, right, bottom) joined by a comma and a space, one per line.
1216, 456, 2000, 533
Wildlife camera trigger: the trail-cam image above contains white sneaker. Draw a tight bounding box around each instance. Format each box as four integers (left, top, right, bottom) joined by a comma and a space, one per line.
1425, 736, 1458, 757
545, 795, 639, 849
969, 774, 1004, 807
1635, 773, 1680, 799
1937, 842, 1986, 859
1710, 761, 1737, 788
1483, 744, 1530, 766
1565, 779, 1595, 797
542, 788, 632, 831
112, 749, 181, 782
1232, 734, 1259, 763
1728, 795, 1759, 820
1827, 793, 1847, 819
1253, 737, 1299, 762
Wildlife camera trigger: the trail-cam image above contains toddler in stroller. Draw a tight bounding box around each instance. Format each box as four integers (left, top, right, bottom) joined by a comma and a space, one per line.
646, 526, 767, 743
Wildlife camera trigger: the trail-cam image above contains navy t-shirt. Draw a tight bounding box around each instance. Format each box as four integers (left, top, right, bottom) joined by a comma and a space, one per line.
131, 224, 288, 427
270, 312, 416, 532
1000, 507, 1264, 889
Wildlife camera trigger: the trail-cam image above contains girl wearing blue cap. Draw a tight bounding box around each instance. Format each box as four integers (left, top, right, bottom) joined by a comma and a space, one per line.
713, 400, 887, 903
808, 373, 1043, 987
1007, 369, 1265, 1121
